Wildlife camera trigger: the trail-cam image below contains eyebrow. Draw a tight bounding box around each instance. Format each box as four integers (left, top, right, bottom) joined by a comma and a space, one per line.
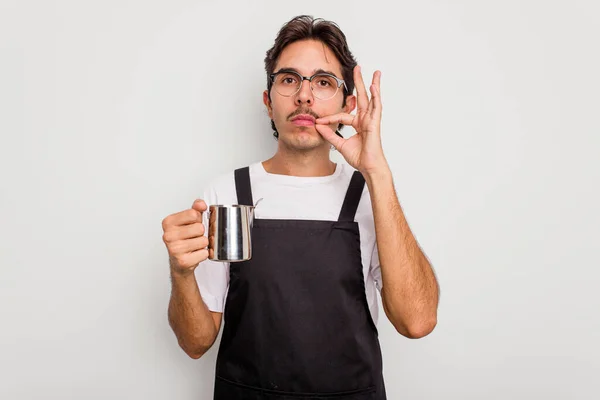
275, 67, 341, 78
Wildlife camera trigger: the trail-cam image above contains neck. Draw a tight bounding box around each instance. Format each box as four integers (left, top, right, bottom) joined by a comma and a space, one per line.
263, 147, 336, 177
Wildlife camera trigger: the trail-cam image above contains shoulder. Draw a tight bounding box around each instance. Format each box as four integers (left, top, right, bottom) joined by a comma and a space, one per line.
201, 162, 263, 205
201, 167, 236, 205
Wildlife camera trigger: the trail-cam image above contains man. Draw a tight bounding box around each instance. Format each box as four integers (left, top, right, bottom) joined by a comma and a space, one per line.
162, 15, 439, 400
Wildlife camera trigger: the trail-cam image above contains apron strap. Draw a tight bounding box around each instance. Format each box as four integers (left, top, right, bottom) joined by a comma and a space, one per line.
338, 170, 366, 222
234, 167, 254, 206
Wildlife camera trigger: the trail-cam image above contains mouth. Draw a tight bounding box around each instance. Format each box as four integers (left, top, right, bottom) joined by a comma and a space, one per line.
290, 114, 316, 126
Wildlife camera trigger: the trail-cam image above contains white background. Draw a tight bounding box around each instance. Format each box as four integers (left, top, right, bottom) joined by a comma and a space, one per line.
1, 0, 599, 399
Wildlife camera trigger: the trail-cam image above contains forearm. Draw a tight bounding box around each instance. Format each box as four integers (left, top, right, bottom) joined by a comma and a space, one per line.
365, 166, 439, 338
168, 266, 218, 358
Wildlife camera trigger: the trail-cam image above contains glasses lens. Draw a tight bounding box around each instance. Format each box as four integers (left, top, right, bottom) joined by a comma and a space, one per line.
273, 72, 301, 96
311, 74, 338, 100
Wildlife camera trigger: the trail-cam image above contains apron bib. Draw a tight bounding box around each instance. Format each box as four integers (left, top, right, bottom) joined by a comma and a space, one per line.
214, 166, 386, 399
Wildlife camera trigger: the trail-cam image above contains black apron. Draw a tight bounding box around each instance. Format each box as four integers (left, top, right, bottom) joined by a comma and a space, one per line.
213, 166, 386, 400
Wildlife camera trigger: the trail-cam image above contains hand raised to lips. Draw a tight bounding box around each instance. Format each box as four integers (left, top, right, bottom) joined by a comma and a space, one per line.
315, 65, 387, 175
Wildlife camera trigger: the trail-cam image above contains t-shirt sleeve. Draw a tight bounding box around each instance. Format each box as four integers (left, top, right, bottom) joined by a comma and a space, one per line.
194, 183, 230, 312
370, 244, 383, 292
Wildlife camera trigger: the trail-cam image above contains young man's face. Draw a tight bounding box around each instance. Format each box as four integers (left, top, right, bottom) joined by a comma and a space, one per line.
263, 39, 356, 152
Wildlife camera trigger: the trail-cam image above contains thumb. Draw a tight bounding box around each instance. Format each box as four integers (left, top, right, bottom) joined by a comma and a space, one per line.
191, 199, 208, 213
315, 124, 345, 151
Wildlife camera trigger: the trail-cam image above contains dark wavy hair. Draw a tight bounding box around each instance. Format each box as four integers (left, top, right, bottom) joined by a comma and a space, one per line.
264, 15, 358, 140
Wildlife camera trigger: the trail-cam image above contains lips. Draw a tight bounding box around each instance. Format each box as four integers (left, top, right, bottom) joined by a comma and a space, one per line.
291, 114, 316, 126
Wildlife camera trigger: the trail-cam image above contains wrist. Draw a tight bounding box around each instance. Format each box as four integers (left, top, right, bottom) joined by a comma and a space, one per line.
363, 163, 393, 186
169, 259, 197, 280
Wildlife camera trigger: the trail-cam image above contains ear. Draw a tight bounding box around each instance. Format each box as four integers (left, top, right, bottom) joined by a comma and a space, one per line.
343, 94, 357, 114
263, 90, 273, 119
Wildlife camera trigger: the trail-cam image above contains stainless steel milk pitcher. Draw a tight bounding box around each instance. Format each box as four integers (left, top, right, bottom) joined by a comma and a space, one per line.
207, 203, 257, 262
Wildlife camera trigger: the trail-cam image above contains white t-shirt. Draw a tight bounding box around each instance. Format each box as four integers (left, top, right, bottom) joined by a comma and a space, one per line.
194, 161, 383, 325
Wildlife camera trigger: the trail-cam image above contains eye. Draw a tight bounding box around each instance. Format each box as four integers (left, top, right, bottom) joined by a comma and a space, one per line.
278, 74, 298, 85
314, 75, 336, 88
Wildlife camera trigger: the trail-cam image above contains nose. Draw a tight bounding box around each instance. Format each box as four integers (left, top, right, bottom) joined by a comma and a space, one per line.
295, 78, 313, 105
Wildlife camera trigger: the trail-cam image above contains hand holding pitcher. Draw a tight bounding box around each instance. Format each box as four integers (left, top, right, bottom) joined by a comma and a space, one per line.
162, 199, 209, 275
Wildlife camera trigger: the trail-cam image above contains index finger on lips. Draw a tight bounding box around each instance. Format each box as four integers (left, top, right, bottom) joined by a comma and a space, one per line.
316, 113, 356, 127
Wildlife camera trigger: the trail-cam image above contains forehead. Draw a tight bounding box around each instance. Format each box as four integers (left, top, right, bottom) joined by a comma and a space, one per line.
274, 39, 343, 77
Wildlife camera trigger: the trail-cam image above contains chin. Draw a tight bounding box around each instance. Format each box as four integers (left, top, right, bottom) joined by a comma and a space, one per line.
281, 131, 324, 151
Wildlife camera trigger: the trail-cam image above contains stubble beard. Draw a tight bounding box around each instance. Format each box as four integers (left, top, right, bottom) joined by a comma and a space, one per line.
280, 128, 327, 153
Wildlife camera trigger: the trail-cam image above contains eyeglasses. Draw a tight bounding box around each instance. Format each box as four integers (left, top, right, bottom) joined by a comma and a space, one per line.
269, 70, 347, 101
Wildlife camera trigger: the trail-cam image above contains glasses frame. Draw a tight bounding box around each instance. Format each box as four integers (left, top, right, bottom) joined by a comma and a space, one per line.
269, 69, 348, 100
